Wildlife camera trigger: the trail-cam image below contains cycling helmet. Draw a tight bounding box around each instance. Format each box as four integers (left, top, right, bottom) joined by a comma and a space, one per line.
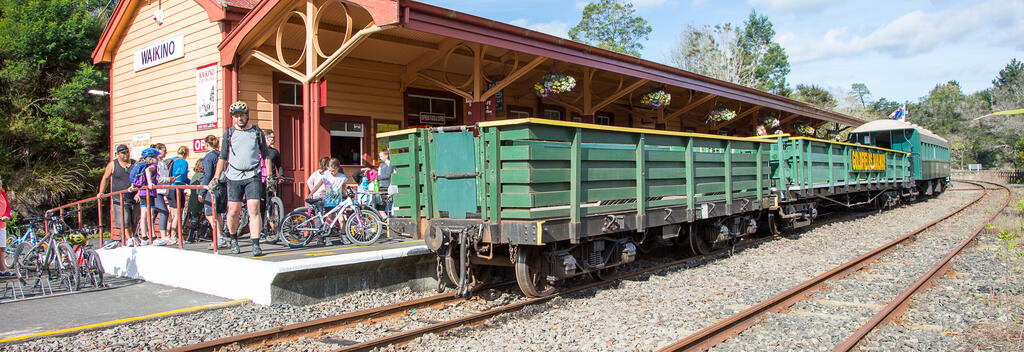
141, 147, 160, 158
229, 101, 249, 115
68, 232, 87, 245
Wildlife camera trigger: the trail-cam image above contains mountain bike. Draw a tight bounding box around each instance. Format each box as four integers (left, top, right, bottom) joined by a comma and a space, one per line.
280, 187, 384, 247
4, 218, 44, 268
13, 210, 80, 292
256, 176, 288, 244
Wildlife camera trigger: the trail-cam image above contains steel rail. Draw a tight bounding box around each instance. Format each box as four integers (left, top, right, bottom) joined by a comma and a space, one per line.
834, 180, 1011, 351
656, 180, 990, 352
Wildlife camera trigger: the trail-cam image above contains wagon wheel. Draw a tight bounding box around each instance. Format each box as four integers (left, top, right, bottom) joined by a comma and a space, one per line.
689, 223, 713, 256
515, 247, 557, 297
440, 245, 492, 290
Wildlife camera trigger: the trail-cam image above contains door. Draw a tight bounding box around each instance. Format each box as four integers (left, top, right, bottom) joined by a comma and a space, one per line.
278, 108, 304, 210
431, 130, 478, 218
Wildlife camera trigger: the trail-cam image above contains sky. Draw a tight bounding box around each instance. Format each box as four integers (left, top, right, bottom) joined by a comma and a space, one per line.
426, 0, 1024, 104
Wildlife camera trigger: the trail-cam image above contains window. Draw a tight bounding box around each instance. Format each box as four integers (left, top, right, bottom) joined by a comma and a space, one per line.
278, 81, 301, 107
406, 94, 457, 125
543, 109, 562, 121
330, 121, 364, 165
595, 113, 613, 126
509, 110, 530, 118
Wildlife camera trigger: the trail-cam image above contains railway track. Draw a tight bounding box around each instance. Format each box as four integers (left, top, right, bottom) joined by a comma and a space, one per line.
655, 180, 1008, 352
166, 184, 985, 352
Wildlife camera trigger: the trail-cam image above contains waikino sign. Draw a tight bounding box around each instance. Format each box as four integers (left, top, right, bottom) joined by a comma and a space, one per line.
134, 34, 184, 72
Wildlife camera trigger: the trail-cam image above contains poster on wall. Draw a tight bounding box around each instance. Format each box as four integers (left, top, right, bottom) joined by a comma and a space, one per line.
196, 63, 218, 131
131, 132, 151, 160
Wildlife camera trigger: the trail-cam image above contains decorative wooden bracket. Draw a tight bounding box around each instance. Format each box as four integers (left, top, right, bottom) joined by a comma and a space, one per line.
309, 23, 382, 81
418, 73, 473, 101
665, 93, 716, 121
477, 56, 547, 102
249, 50, 305, 82
717, 106, 762, 129
400, 38, 462, 90
587, 78, 648, 115
779, 113, 801, 125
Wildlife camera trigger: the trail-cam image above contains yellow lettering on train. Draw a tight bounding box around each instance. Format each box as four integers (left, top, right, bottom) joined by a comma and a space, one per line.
851, 151, 886, 171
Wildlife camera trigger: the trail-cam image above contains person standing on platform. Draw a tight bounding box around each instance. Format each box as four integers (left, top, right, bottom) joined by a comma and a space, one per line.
0, 176, 14, 279
376, 150, 394, 216
200, 135, 227, 250
210, 101, 271, 256
306, 156, 330, 199
262, 130, 283, 181
134, 148, 162, 244
165, 146, 190, 245
98, 144, 137, 240
150, 143, 172, 245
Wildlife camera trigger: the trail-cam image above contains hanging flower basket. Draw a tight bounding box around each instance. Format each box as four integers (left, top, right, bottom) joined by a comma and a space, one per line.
534, 72, 576, 97
796, 124, 814, 136
826, 130, 841, 141
640, 89, 671, 108
759, 113, 779, 128
707, 107, 736, 123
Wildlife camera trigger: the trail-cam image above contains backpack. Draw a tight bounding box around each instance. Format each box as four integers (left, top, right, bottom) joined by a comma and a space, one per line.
225, 125, 267, 173
129, 162, 152, 187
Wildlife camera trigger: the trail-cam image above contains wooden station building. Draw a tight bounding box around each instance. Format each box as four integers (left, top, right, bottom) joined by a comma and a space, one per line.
92, 0, 865, 209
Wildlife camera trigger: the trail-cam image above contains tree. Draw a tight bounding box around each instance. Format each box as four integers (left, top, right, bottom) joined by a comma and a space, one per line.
0, 0, 111, 215
569, 0, 652, 57
850, 83, 871, 107
792, 84, 838, 110
668, 11, 791, 95
737, 10, 790, 95
668, 24, 759, 87
992, 58, 1024, 110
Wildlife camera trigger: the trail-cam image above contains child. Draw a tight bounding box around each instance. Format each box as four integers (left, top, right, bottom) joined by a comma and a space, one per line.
308, 158, 349, 246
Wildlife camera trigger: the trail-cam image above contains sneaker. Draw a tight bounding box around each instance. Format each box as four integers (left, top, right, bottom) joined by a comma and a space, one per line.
252, 243, 263, 257
339, 236, 351, 245
151, 238, 166, 246
207, 241, 227, 250
229, 239, 240, 254
103, 240, 121, 250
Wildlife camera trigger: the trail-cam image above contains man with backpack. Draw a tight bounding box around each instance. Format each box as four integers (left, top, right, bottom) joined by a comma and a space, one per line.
210, 101, 271, 256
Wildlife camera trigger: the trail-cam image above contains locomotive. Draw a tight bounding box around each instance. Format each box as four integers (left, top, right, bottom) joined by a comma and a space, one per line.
380, 118, 950, 297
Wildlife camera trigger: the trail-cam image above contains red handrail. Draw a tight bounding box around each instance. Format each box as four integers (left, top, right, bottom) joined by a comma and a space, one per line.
46, 185, 221, 253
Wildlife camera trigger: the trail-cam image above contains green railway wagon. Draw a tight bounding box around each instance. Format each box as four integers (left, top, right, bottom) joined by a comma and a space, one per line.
379, 118, 776, 296
755, 135, 913, 228
848, 119, 951, 195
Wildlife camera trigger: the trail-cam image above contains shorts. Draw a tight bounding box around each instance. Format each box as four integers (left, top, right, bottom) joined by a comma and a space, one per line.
112, 201, 140, 230
227, 177, 263, 202
203, 189, 228, 216
0, 227, 6, 248
165, 189, 186, 208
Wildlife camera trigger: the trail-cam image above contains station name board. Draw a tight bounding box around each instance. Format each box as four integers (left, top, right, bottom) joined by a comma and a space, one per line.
134, 34, 184, 72
851, 150, 886, 171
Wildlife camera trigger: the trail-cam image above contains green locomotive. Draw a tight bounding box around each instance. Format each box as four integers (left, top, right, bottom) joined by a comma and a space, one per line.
380, 118, 947, 297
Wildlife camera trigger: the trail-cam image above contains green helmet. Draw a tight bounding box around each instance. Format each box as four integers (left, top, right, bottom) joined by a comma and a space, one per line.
229, 101, 248, 115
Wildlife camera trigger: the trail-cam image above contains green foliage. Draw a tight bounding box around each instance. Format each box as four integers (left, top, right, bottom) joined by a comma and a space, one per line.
668, 10, 791, 96
992, 58, 1024, 111
792, 84, 838, 110
0, 0, 110, 216
737, 10, 790, 96
569, 0, 652, 57
850, 83, 871, 107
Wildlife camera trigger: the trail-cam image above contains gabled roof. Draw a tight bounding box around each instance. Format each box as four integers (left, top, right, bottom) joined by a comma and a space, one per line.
851, 119, 949, 147
92, 0, 254, 64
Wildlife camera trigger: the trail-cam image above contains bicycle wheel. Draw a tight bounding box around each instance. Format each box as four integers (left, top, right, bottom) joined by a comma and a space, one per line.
4, 240, 16, 268
86, 249, 104, 288
56, 243, 80, 292
280, 212, 314, 248
263, 196, 284, 243
344, 209, 384, 246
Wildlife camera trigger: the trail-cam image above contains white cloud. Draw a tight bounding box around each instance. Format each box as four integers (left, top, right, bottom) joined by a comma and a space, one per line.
779, 0, 1024, 63
628, 0, 667, 8
508, 19, 571, 39
747, 0, 842, 13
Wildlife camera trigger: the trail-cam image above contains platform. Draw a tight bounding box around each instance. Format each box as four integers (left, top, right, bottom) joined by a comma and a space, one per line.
0, 281, 240, 343
96, 238, 436, 305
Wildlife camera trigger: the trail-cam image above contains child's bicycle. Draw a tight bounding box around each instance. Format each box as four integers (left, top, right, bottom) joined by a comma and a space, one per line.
280, 187, 384, 247
65, 227, 104, 289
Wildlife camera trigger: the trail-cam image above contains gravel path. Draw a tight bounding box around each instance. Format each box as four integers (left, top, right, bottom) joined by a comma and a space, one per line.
854, 186, 1024, 351
388, 188, 982, 351
709, 183, 1007, 351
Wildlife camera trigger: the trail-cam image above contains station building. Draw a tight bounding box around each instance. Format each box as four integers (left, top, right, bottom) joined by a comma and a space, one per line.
92, 0, 865, 210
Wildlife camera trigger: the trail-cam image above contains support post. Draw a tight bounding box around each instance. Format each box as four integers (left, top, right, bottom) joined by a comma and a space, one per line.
569, 128, 582, 244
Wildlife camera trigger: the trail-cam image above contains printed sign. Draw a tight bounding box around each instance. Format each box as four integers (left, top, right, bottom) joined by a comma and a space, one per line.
133, 34, 184, 72
193, 138, 207, 152
851, 150, 886, 171
419, 112, 448, 125
131, 132, 151, 160
196, 64, 218, 130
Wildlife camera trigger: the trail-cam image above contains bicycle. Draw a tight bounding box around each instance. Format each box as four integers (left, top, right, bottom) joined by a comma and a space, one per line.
280, 187, 384, 247
67, 227, 104, 288
13, 210, 81, 292
4, 218, 44, 268
256, 176, 288, 244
